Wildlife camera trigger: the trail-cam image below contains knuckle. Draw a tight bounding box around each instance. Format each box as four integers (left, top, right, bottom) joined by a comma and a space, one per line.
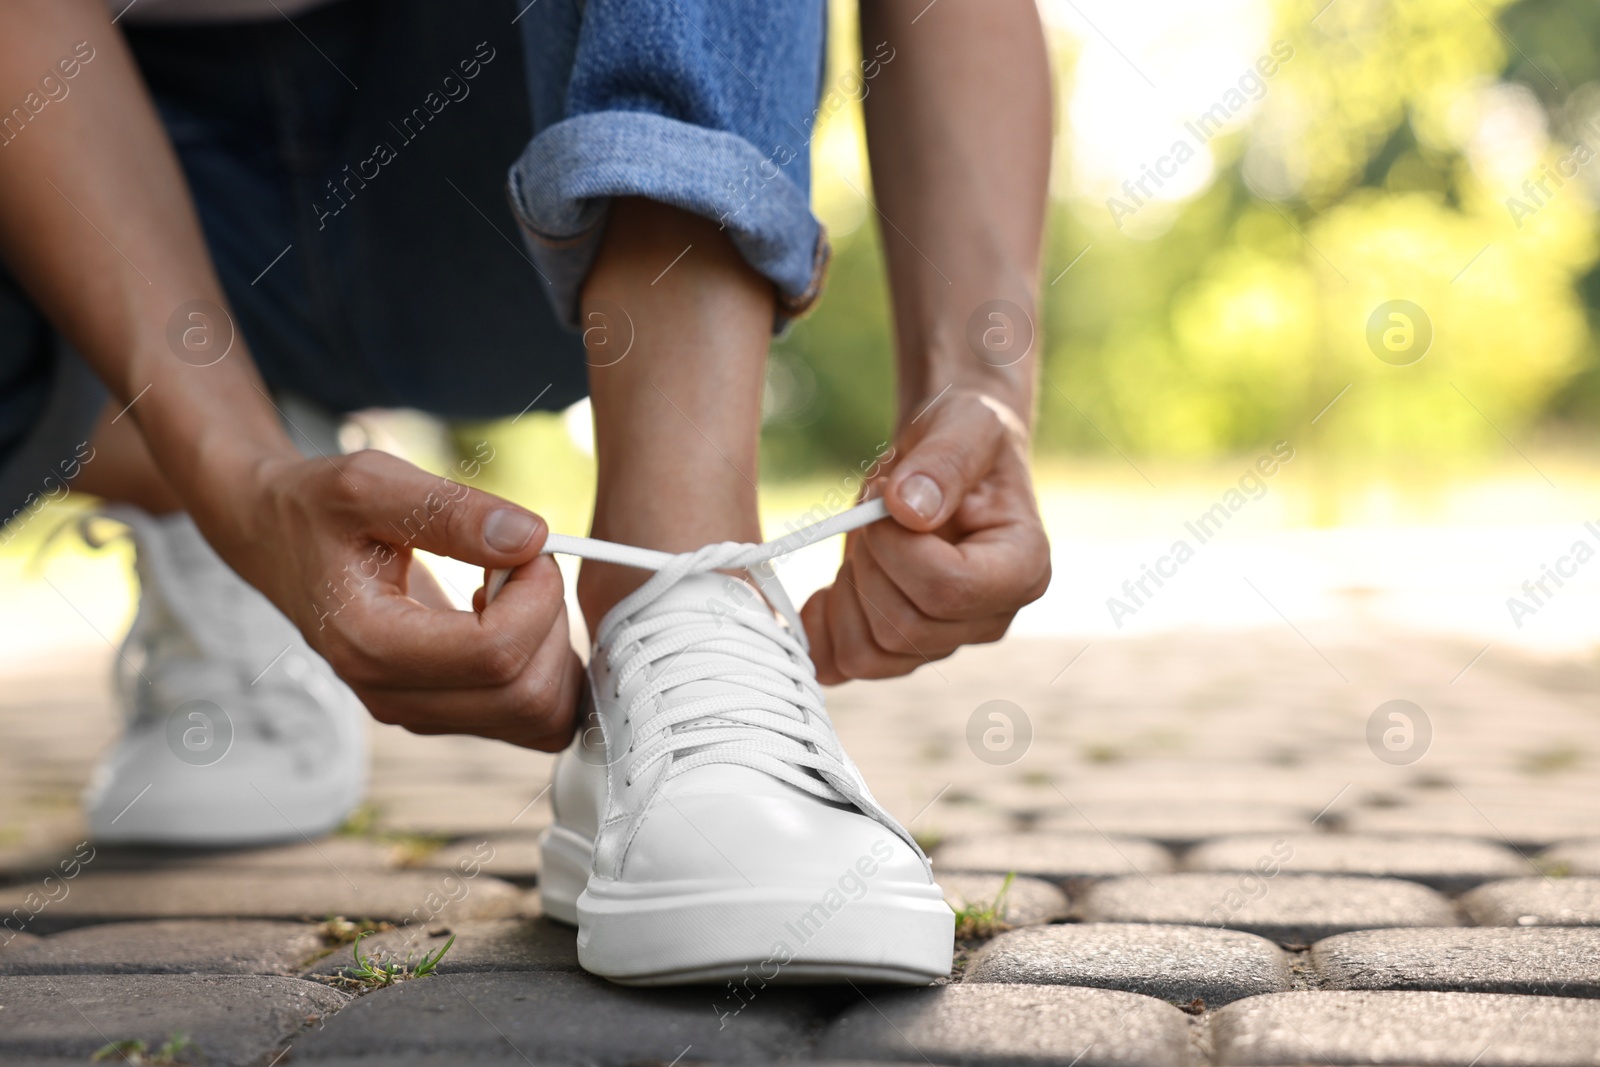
833, 637, 879, 679
509, 660, 559, 712
922, 576, 977, 619
479, 638, 527, 685
364, 698, 405, 728
321, 639, 376, 689
977, 616, 1013, 645
435, 479, 478, 533
1026, 570, 1052, 605
328, 450, 388, 509
869, 610, 922, 656
338, 448, 384, 482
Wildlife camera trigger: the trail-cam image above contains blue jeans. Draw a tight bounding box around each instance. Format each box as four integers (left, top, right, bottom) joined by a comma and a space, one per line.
511, 0, 828, 326
0, 0, 826, 529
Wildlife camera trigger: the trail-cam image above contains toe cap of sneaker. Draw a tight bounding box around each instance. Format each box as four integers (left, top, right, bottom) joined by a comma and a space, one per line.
619, 791, 927, 888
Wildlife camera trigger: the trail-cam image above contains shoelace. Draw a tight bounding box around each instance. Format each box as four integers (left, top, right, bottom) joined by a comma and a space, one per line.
487, 499, 923, 854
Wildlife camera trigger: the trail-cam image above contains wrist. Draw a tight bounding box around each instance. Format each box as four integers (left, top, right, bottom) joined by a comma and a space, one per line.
123, 339, 302, 524
896, 290, 1038, 430
900, 345, 1035, 436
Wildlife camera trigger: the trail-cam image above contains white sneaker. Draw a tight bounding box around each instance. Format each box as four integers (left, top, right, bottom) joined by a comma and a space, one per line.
536, 503, 954, 985
80, 507, 368, 846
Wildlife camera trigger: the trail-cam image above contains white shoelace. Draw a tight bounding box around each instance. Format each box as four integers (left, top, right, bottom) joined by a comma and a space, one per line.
487, 499, 922, 852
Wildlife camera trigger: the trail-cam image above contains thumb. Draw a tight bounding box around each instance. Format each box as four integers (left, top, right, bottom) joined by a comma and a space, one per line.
350, 451, 547, 569
883, 396, 1006, 532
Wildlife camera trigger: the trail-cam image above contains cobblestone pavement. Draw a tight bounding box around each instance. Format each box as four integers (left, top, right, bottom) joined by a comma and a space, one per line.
1, 627, 1598, 1066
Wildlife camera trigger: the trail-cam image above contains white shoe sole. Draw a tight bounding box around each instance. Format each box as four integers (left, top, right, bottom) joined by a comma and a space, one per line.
540, 824, 954, 986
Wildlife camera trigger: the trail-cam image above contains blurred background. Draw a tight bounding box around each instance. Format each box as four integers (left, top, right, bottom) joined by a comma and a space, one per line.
6, 0, 1600, 669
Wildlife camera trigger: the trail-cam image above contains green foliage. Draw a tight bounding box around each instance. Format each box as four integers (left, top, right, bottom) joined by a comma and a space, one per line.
763, 224, 897, 477
949, 871, 1017, 940
92, 1032, 197, 1065
321, 930, 457, 991
769, 0, 1600, 473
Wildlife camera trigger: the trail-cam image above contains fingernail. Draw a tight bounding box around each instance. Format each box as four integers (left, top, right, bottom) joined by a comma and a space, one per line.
900, 474, 943, 521
484, 508, 539, 552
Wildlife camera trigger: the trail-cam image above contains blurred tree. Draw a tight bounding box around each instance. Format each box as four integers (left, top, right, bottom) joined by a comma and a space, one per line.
770, 0, 1600, 475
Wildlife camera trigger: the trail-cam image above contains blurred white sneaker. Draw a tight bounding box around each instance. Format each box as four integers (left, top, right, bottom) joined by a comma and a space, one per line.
81, 507, 368, 846
537, 503, 954, 985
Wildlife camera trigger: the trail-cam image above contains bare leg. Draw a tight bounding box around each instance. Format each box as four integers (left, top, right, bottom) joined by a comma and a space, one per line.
576, 197, 773, 633
73, 399, 184, 514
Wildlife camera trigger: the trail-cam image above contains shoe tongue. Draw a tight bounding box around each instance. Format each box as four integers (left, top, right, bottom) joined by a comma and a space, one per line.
634, 571, 787, 702
637, 571, 775, 628
625, 573, 824, 802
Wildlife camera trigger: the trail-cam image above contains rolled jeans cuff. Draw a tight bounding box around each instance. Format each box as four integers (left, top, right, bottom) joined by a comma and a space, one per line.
507, 110, 829, 332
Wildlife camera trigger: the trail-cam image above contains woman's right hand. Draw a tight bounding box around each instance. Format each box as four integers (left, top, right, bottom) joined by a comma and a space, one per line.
209, 447, 583, 751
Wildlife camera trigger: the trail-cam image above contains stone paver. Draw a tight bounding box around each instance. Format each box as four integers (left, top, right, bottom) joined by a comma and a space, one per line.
1540, 839, 1600, 876
907, 801, 1020, 845
1310, 927, 1600, 997
1184, 834, 1530, 893
421, 832, 542, 884
6, 631, 1600, 1060
292, 970, 818, 1063
305, 918, 579, 977
83, 837, 402, 872
1461, 877, 1600, 927
367, 786, 554, 836
966, 923, 1292, 1007
941, 873, 1071, 929
1210, 991, 1600, 1065
0, 919, 325, 975
0, 930, 42, 953
1037, 804, 1314, 845
934, 831, 1175, 881
0, 868, 524, 931
816, 983, 1195, 1066
1077, 873, 1458, 946
1344, 805, 1600, 848
289, 1061, 924, 1067
0, 974, 348, 1066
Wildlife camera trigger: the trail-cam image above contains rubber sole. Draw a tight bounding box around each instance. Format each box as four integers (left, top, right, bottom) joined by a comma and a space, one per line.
539, 824, 954, 986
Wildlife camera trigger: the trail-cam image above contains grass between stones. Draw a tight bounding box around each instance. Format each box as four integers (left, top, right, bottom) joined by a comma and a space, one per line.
951, 872, 1017, 940
92, 1031, 198, 1065
315, 930, 457, 992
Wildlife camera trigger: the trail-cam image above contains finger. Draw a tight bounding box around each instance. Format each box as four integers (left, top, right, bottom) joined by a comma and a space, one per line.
851, 538, 1012, 655
328, 555, 568, 690
361, 645, 582, 751
801, 589, 843, 685
338, 449, 548, 571
826, 559, 930, 681
883, 396, 1008, 532
861, 516, 1050, 620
